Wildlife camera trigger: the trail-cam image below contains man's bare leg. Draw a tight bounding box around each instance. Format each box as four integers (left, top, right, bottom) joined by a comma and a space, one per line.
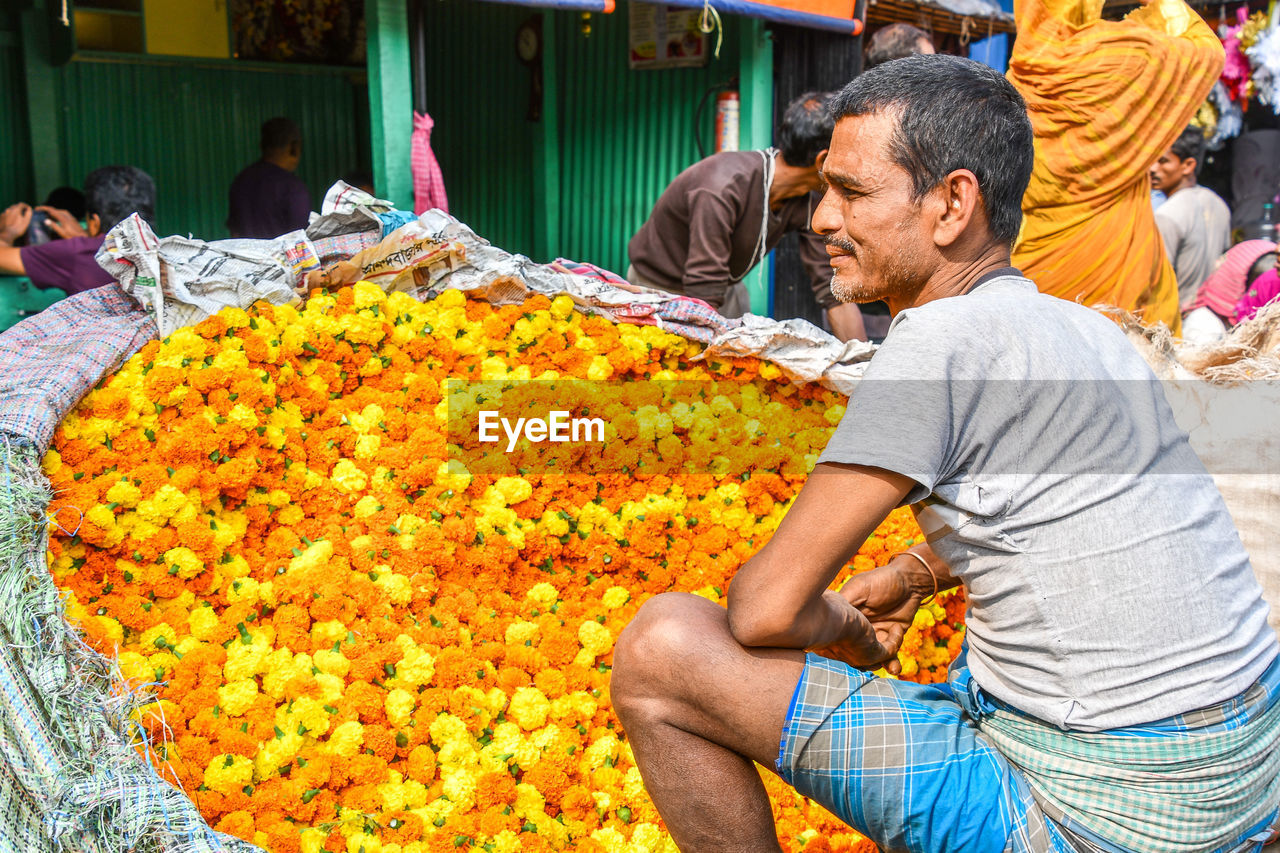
611, 592, 808, 853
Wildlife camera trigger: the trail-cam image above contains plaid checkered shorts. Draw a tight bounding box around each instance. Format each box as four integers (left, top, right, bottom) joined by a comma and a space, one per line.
776, 653, 1074, 853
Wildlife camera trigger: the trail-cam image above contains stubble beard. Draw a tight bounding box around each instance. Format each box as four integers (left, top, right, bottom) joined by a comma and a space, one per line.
827, 237, 924, 305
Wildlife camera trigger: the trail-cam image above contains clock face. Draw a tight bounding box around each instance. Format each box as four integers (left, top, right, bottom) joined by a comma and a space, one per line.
517, 24, 540, 63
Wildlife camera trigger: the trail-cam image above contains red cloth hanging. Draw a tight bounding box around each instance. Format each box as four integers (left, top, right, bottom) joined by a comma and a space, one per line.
412, 111, 449, 215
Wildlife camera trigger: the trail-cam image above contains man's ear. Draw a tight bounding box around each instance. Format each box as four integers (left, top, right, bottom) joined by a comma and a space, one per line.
87, 213, 102, 237
933, 169, 982, 248
1182, 157, 1198, 178
813, 149, 828, 170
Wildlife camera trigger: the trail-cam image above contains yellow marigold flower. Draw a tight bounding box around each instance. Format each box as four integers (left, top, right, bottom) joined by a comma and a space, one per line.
325, 720, 364, 757
629, 823, 665, 852
314, 673, 344, 704
508, 686, 550, 731
289, 697, 332, 738
353, 280, 386, 310
352, 497, 382, 521
504, 620, 539, 646
330, 459, 368, 493
104, 478, 141, 508
223, 629, 271, 682
116, 650, 152, 684
375, 571, 413, 605
491, 830, 522, 853
429, 713, 469, 748
344, 833, 381, 853
434, 459, 472, 492
263, 651, 314, 699
385, 688, 415, 729
441, 767, 478, 811
587, 354, 613, 381
136, 485, 186, 526
217, 679, 259, 717
392, 637, 434, 687
525, 582, 558, 609
601, 586, 630, 609
354, 433, 381, 459
289, 540, 334, 574
311, 619, 348, 648
550, 293, 575, 320
537, 509, 570, 537
583, 734, 621, 771
255, 730, 304, 781
493, 476, 533, 506
300, 828, 328, 853
421, 797, 456, 825
226, 576, 261, 605
550, 692, 597, 725
203, 753, 253, 796
139, 622, 178, 651
574, 620, 613, 666
313, 648, 351, 678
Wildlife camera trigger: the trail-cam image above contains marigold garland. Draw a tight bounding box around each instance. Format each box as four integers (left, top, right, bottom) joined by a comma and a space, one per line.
44, 284, 965, 853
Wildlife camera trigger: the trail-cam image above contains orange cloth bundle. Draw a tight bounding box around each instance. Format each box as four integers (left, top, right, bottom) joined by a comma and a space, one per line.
1008, 0, 1224, 332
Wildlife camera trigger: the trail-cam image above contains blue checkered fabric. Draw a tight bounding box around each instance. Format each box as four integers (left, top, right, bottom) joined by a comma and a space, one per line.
777, 653, 1073, 853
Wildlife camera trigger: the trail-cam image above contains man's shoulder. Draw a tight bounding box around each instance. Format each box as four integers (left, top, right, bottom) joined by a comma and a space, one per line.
23, 235, 103, 261
678, 151, 762, 186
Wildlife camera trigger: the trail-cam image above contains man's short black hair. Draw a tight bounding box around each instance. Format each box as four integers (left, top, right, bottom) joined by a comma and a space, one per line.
1171, 126, 1206, 175
828, 54, 1033, 246
44, 186, 86, 221
777, 91, 835, 168
866, 23, 932, 69
261, 116, 302, 154
84, 165, 156, 232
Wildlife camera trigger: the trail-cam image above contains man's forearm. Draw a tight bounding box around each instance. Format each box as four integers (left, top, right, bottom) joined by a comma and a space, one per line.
0, 246, 26, 277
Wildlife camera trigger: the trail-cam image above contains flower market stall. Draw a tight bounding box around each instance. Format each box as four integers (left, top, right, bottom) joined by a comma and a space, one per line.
3, 182, 1279, 853
0, 194, 966, 853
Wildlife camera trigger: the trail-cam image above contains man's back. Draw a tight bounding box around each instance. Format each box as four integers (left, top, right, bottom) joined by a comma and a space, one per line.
19, 236, 111, 294
227, 160, 311, 240
1155, 185, 1231, 307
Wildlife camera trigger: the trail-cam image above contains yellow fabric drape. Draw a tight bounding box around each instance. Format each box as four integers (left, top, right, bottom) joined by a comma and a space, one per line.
1008, 0, 1224, 332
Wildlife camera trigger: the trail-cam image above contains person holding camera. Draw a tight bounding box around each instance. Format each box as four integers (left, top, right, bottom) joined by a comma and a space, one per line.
0, 165, 155, 295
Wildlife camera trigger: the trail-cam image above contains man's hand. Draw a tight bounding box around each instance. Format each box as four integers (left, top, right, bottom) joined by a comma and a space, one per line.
826, 302, 867, 342
837, 560, 924, 674
0, 203, 32, 246
36, 206, 88, 239
805, 589, 897, 669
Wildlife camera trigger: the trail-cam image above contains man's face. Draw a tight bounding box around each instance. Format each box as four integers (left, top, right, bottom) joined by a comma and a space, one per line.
1150, 147, 1192, 193
812, 113, 938, 308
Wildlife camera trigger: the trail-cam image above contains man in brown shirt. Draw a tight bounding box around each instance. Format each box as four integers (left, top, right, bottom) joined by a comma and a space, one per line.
627, 92, 865, 340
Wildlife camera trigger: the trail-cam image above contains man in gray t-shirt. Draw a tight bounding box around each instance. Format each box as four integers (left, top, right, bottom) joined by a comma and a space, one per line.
612, 56, 1280, 853
1152, 126, 1231, 308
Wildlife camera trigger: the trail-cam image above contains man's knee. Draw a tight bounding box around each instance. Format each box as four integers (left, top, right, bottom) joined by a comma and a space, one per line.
612, 592, 728, 714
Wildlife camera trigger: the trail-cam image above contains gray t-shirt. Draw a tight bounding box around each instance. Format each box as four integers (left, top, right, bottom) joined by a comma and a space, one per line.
1154, 185, 1231, 308
818, 274, 1276, 731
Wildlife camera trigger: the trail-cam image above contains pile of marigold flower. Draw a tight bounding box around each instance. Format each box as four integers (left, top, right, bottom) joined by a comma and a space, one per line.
43, 284, 964, 853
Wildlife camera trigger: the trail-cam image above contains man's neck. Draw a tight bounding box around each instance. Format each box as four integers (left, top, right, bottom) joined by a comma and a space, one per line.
769, 155, 817, 207
1166, 178, 1197, 198
886, 245, 1014, 315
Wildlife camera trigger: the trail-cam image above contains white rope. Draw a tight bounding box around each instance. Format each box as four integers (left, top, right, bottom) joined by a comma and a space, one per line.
59, 0, 69, 26
746, 148, 777, 275
700, 0, 724, 59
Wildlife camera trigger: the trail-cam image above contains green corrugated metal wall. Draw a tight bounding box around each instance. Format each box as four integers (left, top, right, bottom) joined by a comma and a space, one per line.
0, 20, 33, 207
421, 0, 539, 258
422, 1, 742, 272
53, 57, 366, 239
551, 3, 742, 274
